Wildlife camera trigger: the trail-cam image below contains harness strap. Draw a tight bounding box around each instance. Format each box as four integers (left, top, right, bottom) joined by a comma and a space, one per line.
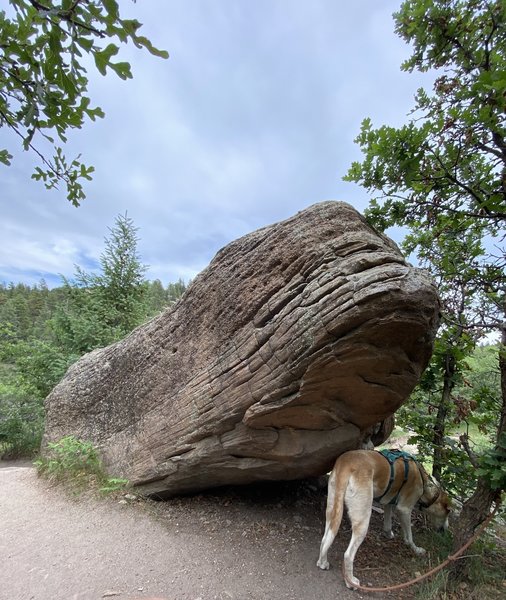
374, 449, 412, 506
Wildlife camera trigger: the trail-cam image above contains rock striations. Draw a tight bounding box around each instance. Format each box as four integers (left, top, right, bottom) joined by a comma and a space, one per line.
42, 202, 440, 497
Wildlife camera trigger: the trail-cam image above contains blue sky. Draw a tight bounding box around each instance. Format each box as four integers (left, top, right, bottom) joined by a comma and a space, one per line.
0, 1, 432, 288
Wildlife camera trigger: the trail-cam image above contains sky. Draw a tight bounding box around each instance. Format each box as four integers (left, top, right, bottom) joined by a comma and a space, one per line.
0, 0, 433, 289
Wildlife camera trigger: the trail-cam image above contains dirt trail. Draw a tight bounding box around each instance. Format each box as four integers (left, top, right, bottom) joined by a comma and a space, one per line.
1, 462, 367, 600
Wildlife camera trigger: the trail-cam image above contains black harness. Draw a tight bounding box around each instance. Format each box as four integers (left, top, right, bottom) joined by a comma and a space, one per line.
374, 449, 416, 506
417, 486, 441, 509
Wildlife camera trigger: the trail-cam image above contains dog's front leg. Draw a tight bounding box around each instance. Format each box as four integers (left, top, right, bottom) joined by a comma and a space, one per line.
382, 504, 394, 539
397, 508, 426, 555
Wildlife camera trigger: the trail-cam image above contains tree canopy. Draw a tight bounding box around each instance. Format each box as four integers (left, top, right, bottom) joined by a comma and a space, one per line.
0, 0, 168, 205
346, 0, 505, 352
345, 0, 505, 394
348, 0, 505, 229
57, 212, 149, 352
345, 0, 505, 573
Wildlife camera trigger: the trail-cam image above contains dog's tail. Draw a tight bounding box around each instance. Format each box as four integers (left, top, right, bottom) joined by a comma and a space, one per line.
326, 461, 351, 535
317, 458, 353, 569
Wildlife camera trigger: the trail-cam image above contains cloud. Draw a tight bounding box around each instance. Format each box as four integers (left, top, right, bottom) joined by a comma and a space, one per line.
0, 0, 424, 288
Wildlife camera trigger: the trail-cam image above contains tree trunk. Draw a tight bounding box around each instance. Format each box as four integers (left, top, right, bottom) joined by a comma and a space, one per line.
450, 317, 506, 579
432, 353, 455, 481
497, 316, 506, 447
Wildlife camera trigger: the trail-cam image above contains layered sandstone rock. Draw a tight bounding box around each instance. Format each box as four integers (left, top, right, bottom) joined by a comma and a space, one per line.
43, 202, 440, 497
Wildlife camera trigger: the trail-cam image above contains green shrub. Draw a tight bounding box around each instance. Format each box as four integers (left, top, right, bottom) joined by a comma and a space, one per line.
36, 435, 101, 479
35, 435, 128, 494
0, 394, 44, 458
12, 339, 76, 399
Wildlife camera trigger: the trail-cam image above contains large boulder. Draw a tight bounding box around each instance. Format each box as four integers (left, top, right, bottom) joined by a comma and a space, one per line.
43, 202, 440, 497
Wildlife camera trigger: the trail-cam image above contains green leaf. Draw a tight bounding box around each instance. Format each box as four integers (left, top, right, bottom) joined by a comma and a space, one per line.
93, 43, 119, 76
58, 69, 77, 98
109, 61, 132, 80
31, 167, 48, 182
133, 35, 169, 59
76, 36, 94, 52
103, 0, 120, 19
0, 149, 13, 166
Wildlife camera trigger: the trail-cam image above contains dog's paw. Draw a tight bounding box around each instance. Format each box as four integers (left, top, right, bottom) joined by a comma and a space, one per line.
345, 575, 361, 590
383, 530, 394, 539
316, 558, 329, 570
413, 546, 426, 556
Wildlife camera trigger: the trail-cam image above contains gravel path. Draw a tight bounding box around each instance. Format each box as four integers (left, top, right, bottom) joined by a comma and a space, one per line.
0, 462, 362, 600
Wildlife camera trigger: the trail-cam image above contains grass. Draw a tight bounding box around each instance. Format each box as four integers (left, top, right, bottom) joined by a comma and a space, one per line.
413, 528, 506, 599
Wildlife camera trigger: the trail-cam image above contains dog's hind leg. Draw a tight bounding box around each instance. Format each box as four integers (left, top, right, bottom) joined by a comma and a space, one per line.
383, 504, 395, 538
397, 507, 426, 555
342, 479, 373, 589
316, 522, 338, 570
316, 471, 342, 571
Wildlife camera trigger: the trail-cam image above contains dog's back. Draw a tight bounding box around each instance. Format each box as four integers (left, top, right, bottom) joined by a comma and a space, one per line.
332, 450, 397, 501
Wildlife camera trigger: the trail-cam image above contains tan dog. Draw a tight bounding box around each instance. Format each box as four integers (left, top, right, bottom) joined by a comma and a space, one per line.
316, 449, 451, 589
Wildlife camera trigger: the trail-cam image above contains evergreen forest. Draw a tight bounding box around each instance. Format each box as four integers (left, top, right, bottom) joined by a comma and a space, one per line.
0, 214, 187, 458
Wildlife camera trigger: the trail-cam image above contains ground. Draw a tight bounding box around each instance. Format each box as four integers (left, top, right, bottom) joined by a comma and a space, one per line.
1, 461, 504, 600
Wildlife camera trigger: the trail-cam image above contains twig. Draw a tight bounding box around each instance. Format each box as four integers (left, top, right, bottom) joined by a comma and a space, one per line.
459, 433, 480, 469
